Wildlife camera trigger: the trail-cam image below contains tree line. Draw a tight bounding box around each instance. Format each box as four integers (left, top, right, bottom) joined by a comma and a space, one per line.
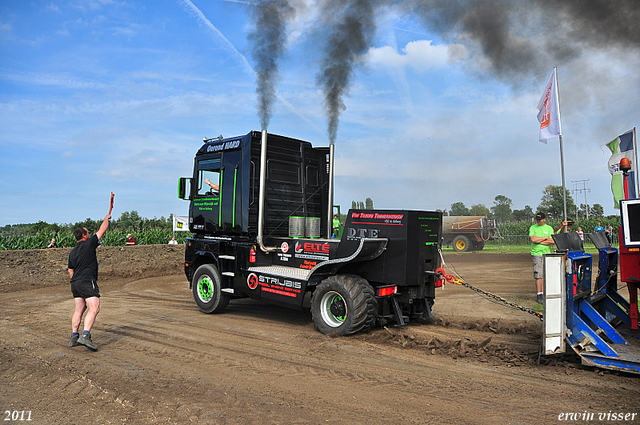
347, 187, 620, 237
351, 198, 374, 210
350, 185, 611, 223
448, 185, 608, 223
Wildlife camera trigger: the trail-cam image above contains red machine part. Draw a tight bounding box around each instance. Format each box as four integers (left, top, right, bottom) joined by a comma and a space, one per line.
435, 267, 456, 288
619, 226, 640, 330
618, 160, 639, 330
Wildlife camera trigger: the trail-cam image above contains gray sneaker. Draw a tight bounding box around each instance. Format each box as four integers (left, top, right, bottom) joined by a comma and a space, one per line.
536, 294, 544, 304
69, 334, 79, 347
78, 333, 98, 351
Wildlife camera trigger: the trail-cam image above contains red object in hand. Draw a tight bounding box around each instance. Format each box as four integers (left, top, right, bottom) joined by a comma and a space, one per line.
109, 192, 115, 214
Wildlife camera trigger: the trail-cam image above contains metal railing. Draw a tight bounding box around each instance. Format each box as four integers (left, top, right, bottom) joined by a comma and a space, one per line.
485, 234, 619, 246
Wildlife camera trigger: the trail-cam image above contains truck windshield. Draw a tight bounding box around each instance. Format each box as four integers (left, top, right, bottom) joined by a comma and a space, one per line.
197, 158, 221, 197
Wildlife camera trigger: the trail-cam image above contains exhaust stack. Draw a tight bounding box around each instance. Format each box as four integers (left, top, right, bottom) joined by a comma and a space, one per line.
327, 144, 335, 238
257, 130, 279, 253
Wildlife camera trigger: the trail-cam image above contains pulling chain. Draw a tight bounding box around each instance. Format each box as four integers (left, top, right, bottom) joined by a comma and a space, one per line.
434, 261, 544, 322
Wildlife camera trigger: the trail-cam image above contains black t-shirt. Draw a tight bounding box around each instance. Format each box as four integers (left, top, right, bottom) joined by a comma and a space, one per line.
68, 234, 100, 283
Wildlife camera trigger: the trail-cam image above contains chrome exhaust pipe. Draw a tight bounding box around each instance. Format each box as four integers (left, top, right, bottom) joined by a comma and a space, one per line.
327, 143, 335, 239
257, 130, 278, 253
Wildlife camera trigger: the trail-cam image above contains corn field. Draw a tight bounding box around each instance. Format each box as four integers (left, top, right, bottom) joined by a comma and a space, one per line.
1, 215, 622, 251
0, 230, 189, 250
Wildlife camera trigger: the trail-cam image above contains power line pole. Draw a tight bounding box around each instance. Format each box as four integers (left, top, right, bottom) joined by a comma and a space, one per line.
571, 179, 591, 220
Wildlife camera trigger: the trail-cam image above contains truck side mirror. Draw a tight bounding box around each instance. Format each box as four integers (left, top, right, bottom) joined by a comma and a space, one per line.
178, 177, 192, 200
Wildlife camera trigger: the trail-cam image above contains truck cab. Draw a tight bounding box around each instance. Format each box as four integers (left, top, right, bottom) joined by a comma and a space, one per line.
178, 131, 443, 335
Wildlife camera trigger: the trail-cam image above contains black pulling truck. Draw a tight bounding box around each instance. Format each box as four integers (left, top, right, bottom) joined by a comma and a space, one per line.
178, 130, 443, 335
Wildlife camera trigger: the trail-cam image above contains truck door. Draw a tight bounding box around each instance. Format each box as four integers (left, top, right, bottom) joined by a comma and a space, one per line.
191, 156, 222, 233
220, 149, 243, 233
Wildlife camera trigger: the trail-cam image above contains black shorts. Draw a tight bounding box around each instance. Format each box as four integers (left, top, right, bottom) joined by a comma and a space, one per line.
71, 279, 101, 299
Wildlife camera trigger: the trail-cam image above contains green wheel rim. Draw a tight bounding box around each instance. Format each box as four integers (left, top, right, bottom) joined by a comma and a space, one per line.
320, 291, 347, 327
197, 276, 214, 302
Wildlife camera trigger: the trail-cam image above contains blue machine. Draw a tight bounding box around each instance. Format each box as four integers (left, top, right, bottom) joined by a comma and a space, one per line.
550, 231, 640, 374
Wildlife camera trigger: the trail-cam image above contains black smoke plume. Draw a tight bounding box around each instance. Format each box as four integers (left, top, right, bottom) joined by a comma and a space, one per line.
407, 0, 640, 84
317, 0, 377, 144
249, 0, 295, 131
247, 0, 639, 140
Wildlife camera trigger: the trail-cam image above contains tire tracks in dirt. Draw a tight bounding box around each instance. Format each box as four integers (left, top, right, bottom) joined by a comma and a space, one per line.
3, 266, 639, 424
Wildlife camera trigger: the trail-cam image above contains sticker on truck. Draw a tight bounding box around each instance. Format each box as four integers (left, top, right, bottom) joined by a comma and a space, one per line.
246, 272, 303, 298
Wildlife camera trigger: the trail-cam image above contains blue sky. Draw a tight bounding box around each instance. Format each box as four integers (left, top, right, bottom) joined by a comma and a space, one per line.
1, 0, 639, 226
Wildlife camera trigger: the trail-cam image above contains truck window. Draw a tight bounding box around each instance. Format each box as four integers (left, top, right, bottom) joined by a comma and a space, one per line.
268, 159, 300, 184
306, 165, 319, 187
197, 158, 221, 197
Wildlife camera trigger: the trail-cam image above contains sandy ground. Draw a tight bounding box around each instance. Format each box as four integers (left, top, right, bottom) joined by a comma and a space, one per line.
1, 246, 639, 424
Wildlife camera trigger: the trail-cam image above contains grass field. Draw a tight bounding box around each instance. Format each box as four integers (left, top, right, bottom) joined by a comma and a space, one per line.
441, 244, 603, 255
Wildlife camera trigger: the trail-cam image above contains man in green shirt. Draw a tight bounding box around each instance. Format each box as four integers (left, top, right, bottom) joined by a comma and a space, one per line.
529, 212, 556, 304
332, 214, 341, 238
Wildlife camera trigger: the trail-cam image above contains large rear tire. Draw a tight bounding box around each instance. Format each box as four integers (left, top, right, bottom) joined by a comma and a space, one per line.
453, 235, 471, 252
192, 264, 229, 314
472, 240, 485, 251
311, 275, 376, 336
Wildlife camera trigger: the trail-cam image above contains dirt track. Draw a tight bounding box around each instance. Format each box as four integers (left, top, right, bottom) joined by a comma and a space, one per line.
1, 246, 639, 424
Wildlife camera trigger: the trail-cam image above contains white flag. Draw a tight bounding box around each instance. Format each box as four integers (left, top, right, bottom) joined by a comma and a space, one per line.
537, 68, 562, 144
173, 215, 190, 232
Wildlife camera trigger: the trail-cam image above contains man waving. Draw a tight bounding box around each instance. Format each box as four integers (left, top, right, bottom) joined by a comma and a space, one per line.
67, 195, 112, 351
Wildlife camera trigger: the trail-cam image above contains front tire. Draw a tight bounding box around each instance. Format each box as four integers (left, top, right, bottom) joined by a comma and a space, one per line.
311, 275, 376, 336
192, 264, 229, 314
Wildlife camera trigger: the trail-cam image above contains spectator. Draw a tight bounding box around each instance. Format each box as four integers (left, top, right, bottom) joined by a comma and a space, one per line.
47, 238, 58, 248
168, 236, 178, 245
604, 223, 613, 243
576, 227, 584, 241
332, 214, 340, 238
126, 234, 136, 246
529, 212, 556, 304
594, 222, 604, 233
556, 219, 573, 234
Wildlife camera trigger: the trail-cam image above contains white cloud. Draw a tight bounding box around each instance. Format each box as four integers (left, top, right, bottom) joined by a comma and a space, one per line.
0, 70, 105, 89
366, 40, 467, 71
71, 0, 126, 12
112, 25, 137, 38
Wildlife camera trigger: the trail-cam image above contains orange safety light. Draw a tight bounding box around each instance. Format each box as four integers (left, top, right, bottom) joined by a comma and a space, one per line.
620, 157, 631, 173
377, 286, 397, 297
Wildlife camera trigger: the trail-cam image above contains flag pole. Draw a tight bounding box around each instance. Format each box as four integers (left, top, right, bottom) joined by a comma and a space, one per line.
559, 134, 568, 222
555, 67, 568, 223
634, 127, 639, 197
